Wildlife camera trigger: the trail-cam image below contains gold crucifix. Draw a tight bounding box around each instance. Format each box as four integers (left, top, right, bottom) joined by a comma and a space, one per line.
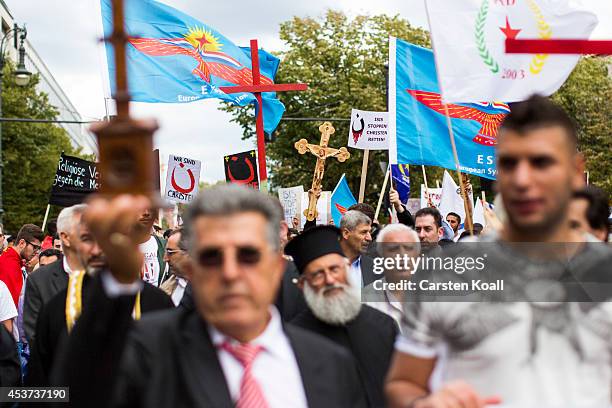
295, 122, 350, 221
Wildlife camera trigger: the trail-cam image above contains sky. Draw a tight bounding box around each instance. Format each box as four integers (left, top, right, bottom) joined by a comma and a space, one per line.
6, 0, 612, 183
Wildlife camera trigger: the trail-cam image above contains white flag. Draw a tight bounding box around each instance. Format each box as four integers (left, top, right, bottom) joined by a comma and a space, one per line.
438, 171, 474, 223
473, 197, 487, 227
425, 0, 598, 102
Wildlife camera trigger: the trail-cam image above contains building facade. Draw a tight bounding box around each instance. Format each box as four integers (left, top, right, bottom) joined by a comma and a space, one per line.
0, 0, 97, 154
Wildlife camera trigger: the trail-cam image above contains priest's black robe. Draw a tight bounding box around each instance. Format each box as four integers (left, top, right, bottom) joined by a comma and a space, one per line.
291, 305, 399, 408
26, 273, 173, 386
51, 272, 367, 408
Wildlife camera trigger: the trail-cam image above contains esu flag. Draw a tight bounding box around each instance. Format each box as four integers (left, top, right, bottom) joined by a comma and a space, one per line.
330, 174, 357, 226
388, 37, 510, 180
100, 0, 285, 133
391, 164, 410, 204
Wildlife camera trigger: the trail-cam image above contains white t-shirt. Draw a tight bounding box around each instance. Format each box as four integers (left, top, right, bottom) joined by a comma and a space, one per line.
0, 280, 18, 341
397, 241, 612, 408
139, 236, 160, 287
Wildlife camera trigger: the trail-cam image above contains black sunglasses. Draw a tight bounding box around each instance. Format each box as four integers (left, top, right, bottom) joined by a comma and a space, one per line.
197, 246, 262, 267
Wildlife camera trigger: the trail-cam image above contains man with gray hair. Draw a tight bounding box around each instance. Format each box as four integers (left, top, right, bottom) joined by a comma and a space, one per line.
23, 204, 87, 343
55, 185, 366, 408
339, 210, 376, 287
363, 223, 420, 330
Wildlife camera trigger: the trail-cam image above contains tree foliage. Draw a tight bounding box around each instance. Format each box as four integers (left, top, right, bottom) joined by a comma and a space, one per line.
551, 56, 612, 195
2, 61, 78, 233
222, 11, 611, 205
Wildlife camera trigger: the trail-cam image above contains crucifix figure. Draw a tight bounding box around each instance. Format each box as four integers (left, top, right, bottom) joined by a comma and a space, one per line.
295, 122, 350, 222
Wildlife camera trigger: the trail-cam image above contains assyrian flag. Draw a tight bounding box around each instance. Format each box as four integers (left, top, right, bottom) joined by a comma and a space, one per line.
425, 0, 598, 102
331, 174, 357, 226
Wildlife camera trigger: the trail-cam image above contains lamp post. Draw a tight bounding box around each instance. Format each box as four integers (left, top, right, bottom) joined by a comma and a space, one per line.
0, 24, 32, 224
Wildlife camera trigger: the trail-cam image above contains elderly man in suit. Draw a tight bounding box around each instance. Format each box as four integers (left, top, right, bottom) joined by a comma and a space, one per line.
23, 204, 87, 344
55, 185, 366, 408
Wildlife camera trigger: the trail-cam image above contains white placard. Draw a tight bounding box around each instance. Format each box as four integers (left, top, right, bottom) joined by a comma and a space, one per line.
348, 109, 389, 150
278, 186, 304, 225
164, 154, 201, 204
420, 185, 442, 209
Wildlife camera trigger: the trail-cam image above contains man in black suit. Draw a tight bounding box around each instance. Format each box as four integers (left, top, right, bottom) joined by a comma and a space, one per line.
27, 215, 172, 386
23, 204, 88, 344
287, 226, 399, 408
55, 185, 366, 408
339, 210, 378, 287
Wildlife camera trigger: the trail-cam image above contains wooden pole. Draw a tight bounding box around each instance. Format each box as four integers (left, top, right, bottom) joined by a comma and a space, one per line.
421, 165, 433, 207
442, 104, 473, 235
374, 165, 391, 221
42, 204, 51, 233
358, 150, 370, 203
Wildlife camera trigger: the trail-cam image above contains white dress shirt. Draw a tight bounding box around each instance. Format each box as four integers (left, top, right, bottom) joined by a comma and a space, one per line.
170, 277, 187, 306
208, 308, 308, 408
63, 256, 74, 275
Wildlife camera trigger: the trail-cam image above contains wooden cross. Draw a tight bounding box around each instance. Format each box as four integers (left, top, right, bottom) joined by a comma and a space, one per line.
91, 0, 159, 197
295, 122, 350, 221
219, 39, 308, 192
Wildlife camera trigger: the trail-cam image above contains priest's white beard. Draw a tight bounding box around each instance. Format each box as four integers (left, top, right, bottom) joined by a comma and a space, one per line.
303, 281, 362, 326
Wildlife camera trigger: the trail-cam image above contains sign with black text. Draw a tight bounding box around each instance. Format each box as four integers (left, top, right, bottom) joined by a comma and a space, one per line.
224, 150, 259, 190
164, 154, 202, 203
49, 153, 100, 207
348, 109, 389, 150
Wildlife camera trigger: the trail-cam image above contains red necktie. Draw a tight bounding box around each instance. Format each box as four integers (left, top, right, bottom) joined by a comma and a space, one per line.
221, 341, 269, 408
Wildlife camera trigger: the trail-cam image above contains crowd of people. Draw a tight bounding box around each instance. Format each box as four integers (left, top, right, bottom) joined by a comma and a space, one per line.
0, 95, 610, 407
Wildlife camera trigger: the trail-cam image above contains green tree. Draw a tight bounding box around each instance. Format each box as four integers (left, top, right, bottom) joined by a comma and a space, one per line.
552, 56, 612, 196
2, 61, 78, 233
221, 11, 431, 205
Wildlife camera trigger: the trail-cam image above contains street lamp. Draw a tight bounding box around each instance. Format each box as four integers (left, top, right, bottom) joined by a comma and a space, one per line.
0, 24, 32, 224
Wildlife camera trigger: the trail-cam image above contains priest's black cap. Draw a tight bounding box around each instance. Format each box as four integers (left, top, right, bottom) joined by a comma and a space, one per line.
284, 225, 345, 274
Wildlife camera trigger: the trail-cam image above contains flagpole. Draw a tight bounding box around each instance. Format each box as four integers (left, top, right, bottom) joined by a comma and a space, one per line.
374, 165, 391, 221
424, 2, 473, 234
443, 105, 474, 235
358, 150, 370, 203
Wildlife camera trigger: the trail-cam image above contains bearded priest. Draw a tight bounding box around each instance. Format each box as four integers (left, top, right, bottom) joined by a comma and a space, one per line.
286, 226, 398, 408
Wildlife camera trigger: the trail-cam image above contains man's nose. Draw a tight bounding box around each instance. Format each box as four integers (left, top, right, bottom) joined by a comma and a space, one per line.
220, 251, 240, 281
511, 161, 533, 190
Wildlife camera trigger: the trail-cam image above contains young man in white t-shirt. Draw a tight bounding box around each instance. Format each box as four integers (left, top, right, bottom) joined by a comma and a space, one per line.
385, 96, 612, 408
135, 207, 165, 287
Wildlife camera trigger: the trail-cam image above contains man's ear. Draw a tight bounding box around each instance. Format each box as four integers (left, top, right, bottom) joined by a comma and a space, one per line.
341, 228, 350, 240
60, 231, 71, 250
296, 277, 304, 291
438, 227, 444, 239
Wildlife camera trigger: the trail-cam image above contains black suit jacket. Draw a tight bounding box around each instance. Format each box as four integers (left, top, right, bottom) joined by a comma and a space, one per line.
23, 259, 68, 344
27, 273, 172, 387
54, 273, 367, 408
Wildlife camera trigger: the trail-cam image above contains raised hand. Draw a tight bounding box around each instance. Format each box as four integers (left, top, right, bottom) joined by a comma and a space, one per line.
84, 195, 151, 284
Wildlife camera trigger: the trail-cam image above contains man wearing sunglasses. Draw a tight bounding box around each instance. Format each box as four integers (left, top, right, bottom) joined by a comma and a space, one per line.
0, 224, 44, 308
159, 228, 191, 306
55, 185, 366, 408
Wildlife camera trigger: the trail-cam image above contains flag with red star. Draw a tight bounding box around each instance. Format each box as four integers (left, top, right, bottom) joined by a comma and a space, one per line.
425, 0, 597, 103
